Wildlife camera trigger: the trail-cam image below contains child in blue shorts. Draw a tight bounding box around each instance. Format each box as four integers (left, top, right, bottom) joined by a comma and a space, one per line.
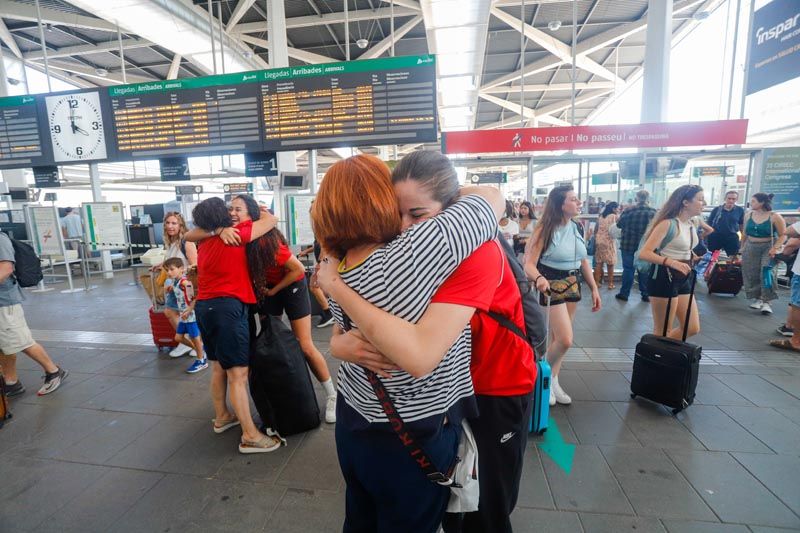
164, 257, 208, 373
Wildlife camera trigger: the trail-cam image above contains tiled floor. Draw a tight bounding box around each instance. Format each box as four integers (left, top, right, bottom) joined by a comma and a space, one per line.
1, 276, 799, 532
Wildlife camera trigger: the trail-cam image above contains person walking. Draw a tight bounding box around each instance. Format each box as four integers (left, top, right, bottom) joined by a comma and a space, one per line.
59, 207, 83, 251
0, 232, 68, 397
615, 189, 656, 302
593, 202, 620, 290
707, 191, 745, 256
498, 200, 519, 247
524, 185, 601, 406
514, 200, 536, 256
637, 185, 705, 340
741, 193, 786, 315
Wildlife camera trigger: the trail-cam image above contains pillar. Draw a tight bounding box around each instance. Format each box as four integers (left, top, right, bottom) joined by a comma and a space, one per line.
268, 0, 296, 229
640, 0, 672, 123
0, 46, 28, 202
89, 163, 113, 279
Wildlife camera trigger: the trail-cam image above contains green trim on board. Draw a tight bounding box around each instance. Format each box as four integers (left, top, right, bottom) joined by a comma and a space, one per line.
108, 55, 435, 97
86, 204, 98, 252
0, 95, 36, 108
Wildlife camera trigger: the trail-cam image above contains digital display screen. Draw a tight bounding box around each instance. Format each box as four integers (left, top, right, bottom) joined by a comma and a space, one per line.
0, 95, 47, 168
109, 82, 263, 159
261, 57, 438, 150
0, 55, 439, 169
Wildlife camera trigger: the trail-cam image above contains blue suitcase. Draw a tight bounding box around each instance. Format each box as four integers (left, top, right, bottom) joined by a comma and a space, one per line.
530, 294, 551, 434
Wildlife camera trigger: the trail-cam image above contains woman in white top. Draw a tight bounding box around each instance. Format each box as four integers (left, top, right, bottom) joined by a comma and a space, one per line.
513, 200, 536, 255
638, 185, 705, 340
498, 200, 519, 246
160, 212, 198, 357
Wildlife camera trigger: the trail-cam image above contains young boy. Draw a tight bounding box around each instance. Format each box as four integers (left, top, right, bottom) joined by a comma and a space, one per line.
163, 257, 207, 373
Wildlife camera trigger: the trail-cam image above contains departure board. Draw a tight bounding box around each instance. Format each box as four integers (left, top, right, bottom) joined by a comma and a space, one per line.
261, 56, 437, 150
108, 78, 263, 159
0, 95, 47, 169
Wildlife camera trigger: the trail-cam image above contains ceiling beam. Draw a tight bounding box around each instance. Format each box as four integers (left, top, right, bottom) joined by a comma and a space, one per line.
478, 93, 571, 126
232, 6, 419, 33
0, 18, 22, 58
32, 58, 156, 84
22, 38, 153, 60
0, 2, 116, 32
358, 15, 423, 60
378, 0, 422, 9
167, 54, 182, 79
482, 81, 615, 94
490, 6, 623, 84
226, 0, 257, 32
239, 35, 336, 65
482, 0, 704, 90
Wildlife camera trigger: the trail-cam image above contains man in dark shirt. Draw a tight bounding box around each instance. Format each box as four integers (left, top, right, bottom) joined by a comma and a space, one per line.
706, 191, 744, 256
615, 189, 657, 302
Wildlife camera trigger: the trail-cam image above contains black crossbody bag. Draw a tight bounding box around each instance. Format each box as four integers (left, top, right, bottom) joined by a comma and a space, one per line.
340, 313, 459, 487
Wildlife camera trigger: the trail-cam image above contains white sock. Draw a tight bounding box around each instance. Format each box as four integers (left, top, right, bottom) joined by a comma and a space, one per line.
321, 378, 336, 398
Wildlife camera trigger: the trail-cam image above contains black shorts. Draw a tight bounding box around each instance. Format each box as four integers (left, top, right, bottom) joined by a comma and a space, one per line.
195, 297, 250, 369
261, 278, 311, 321
647, 263, 692, 298
537, 263, 582, 307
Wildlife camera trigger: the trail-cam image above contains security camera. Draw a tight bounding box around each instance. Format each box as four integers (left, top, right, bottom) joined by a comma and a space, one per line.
356, 38, 369, 49
547, 20, 562, 31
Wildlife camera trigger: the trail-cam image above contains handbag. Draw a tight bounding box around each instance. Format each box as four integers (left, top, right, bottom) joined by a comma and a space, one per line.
341, 313, 479, 512
586, 235, 596, 256
547, 273, 580, 304
0, 372, 11, 429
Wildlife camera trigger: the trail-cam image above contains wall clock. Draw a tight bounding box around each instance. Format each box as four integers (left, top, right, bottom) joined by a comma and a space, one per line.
45, 91, 108, 163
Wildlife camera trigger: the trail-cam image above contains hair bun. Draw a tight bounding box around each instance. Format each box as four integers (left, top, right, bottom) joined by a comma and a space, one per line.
768, 193, 774, 199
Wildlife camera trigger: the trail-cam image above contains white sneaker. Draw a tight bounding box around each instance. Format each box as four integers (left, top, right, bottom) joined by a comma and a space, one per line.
549, 387, 556, 406
761, 302, 773, 315
169, 344, 192, 358
325, 395, 337, 423
749, 299, 764, 310
552, 376, 572, 405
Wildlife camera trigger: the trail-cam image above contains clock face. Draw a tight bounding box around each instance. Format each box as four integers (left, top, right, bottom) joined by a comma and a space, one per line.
45, 92, 108, 162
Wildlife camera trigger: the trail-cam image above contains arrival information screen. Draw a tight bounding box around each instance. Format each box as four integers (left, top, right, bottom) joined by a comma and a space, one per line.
0, 95, 47, 168
260, 56, 438, 150
108, 81, 263, 159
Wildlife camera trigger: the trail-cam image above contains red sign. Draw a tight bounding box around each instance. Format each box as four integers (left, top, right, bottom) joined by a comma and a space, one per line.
441, 120, 749, 154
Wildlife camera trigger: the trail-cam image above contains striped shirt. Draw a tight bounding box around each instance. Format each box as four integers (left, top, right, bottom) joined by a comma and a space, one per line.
329, 195, 498, 432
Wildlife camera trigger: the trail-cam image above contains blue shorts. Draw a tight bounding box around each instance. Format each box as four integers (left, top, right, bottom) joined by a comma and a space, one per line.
791, 275, 800, 308
195, 297, 250, 369
176, 321, 201, 338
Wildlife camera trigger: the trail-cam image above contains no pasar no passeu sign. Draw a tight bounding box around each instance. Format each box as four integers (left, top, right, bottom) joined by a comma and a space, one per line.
441, 120, 749, 154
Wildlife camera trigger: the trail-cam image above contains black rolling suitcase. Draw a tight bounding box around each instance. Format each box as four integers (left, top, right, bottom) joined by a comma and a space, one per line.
631, 271, 701, 414
249, 315, 321, 436
706, 262, 743, 295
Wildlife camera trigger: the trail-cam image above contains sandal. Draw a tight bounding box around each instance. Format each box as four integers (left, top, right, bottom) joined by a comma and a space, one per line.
239, 435, 282, 454
768, 339, 800, 353
212, 417, 240, 434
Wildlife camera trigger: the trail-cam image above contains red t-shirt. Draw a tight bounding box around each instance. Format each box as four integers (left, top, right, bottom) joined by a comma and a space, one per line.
432, 240, 536, 396
264, 242, 304, 286
197, 220, 256, 304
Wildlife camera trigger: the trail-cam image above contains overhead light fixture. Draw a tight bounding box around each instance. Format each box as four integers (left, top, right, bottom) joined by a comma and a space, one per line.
356, 38, 369, 49
95, 67, 109, 77
692, 11, 710, 21
548, 20, 562, 31
7, 78, 20, 86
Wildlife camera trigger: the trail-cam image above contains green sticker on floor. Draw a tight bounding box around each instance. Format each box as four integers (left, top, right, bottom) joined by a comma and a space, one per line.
537, 419, 576, 474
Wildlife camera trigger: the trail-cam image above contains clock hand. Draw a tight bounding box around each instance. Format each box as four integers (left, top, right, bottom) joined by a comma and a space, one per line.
69, 107, 77, 133
74, 124, 90, 136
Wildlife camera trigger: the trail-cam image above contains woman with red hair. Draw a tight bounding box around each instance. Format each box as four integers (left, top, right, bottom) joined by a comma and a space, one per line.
312, 154, 505, 533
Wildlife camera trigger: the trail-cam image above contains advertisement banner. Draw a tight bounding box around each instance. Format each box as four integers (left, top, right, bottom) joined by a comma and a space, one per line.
441, 120, 749, 154
762, 147, 800, 210
746, 0, 800, 95
28, 205, 62, 255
